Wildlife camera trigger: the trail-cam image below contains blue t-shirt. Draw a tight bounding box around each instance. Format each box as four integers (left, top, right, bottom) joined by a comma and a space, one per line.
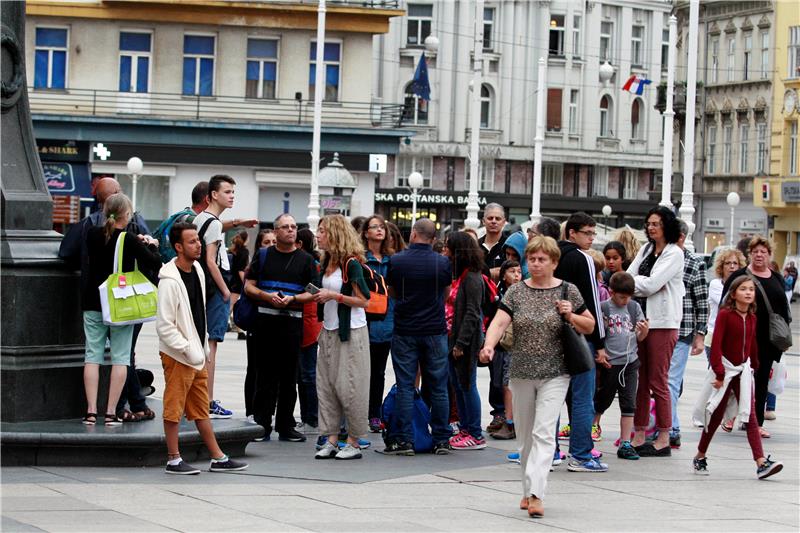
387, 243, 452, 336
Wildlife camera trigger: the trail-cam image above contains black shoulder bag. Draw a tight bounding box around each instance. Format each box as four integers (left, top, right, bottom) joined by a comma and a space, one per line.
560, 282, 594, 375
748, 274, 793, 352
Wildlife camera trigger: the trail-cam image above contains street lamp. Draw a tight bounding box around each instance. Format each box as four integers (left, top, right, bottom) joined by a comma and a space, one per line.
602, 204, 613, 234
463, 0, 485, 229
726, 191, 740, 246
408, 171, 424, 228
126, 156, 143, 211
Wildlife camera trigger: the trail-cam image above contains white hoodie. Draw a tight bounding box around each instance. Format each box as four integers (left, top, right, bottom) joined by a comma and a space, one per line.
156, 259, 209, 371
627, 242, 685, 329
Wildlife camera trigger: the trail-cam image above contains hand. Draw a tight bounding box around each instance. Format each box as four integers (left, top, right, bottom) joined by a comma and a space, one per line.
313, 288, 337, 304
691, 334, 705, 356
138, 234, 158, 247
556, 299, 573, 321
635, 319, 649, 339
479, 346, 494, 364
222, 288, 231, 303
268, 292, 287, 307
240, 218, 259, 228
595, 349, 612, 369
711, 378, 724, 389
452, 345, 464, 359
276, 294, 294, 308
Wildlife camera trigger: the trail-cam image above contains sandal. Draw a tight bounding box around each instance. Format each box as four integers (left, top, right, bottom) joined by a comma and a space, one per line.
721, 420, 734, 433
82, 413, 97, 426
133, 407, 156, 421
104, 414, 123, 426
117, 409, 137, 422
759, 427, 771, 439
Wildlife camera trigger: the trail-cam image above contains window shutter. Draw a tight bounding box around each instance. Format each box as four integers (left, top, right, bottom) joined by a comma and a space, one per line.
547, 88, 562, 131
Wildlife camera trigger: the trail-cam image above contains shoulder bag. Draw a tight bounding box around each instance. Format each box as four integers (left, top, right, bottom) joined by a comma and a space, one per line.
233, 247, 268, 331
560, 282, 594, 375
99, 232, 158, 325
748, 274, 793, 352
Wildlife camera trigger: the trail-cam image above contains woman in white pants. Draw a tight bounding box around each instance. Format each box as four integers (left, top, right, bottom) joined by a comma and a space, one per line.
480, 236, 595, 518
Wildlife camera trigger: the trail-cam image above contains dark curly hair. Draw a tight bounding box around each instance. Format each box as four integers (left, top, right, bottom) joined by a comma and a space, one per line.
445, 231, 484, 277
644, 205, 681, 244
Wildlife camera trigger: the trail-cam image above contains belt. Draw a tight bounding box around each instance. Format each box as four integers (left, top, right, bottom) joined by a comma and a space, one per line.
258, 307, 302, 319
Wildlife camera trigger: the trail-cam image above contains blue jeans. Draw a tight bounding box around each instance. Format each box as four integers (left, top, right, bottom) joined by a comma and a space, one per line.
297, 343, 319, 425
766, 393, 776, 411
567, 341, 595, 462
668, 338, 692, 434
390, 333, 450, 445
449, 356, 482, 439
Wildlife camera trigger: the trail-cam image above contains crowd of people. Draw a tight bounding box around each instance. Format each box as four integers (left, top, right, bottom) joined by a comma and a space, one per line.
59, 176, 792, 514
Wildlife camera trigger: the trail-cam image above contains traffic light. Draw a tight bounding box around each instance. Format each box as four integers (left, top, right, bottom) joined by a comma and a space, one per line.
761, 182, 770, 202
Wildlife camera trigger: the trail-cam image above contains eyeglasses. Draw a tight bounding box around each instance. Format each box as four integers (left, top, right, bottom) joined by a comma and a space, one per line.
645, 221, 663, 228
368, 224, 386, 231
276, 224, 297, 231
577, 230, 597, 237
723, 261, 740, 266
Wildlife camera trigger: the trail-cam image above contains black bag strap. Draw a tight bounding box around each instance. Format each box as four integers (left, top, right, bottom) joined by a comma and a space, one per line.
747, 273, 775, 315
560, 282, 570, 324
198, 216, 221, 268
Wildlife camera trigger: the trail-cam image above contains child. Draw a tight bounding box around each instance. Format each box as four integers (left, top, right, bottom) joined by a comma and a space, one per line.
691, 277, 783, 479
490, 260, 521, 441
602, 241, 627, 286
586, 249, 610, 302
157, 222, 248, 475
594, 272, 649, 459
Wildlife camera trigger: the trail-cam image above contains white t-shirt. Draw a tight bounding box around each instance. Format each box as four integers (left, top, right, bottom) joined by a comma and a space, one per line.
193, 211, 229, 271
321, 267, 367, 331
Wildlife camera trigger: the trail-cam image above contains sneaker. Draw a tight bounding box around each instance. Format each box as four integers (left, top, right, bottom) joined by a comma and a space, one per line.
165, 460, 200, 475
335, 444, 363, 460
491, 422, 516, 440
278, 428, 307, 442
552, 451, 566, 466
369, 418, 384, 433
449, 434, 487, 450
487, 415, 506, 433
757, 455, 783, 480
507, 452, 520, 464
297, 422, 319, 435
764, 410, 776, 421
432, 441, 452, 455
315, 441, 338, 459
209, 400, 233, 419
449, 429, 470, 445
337, 438, 371, 450
693, 457, 709, 475
567, 458, 609, 472
669, 433, 681, 449
379, 441, 415, 456
617, 441, 640, 460
245, 415, 257, 425
209, 457, 248, 472
591, 448, 603, 459
449, 421, 461, 436
591, 424, 602, 442
315, 435, 329, 450
557, 424, 571, 441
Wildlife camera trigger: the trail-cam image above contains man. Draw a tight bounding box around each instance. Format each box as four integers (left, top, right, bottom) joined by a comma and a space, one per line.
554, 212, 608, 473
383, 218, 453, 455
667, 219, 708, 448
534, 217, 562, 242
478, 203, 507, 433
156, 222, 247, 475
243, 213, 315, 442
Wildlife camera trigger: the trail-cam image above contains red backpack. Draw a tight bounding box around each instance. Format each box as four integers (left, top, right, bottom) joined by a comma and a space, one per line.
343, 258, 389, 322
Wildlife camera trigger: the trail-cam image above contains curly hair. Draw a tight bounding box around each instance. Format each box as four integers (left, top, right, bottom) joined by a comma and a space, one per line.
644, 205, 681, 244
320, 214, 365, 269
445, 231, 484, 277
102, 193, 132, 242
361, 215, 394, 257
713, 248, 746, 279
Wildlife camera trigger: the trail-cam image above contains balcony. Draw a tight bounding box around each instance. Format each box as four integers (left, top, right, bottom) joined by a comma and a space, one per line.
28, 88, 407, 130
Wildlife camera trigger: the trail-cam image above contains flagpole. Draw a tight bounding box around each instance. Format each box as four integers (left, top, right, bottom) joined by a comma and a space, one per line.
679, 0, 699, 252
464, 0, 484, 230
308, 0, 326, 234
660, 14, 677, 208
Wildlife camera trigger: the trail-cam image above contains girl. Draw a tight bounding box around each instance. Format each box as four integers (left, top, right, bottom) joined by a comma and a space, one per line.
227, 230, 249, 335
587, 249, 610, 302
490, 260, 522, 441
693, 276, 783, 480
603, 241, 627, 286
296, 228, 322, 435
613, 227, 641, 271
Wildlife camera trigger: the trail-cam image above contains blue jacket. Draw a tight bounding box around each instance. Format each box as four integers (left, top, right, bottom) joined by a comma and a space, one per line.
365, 250, 395, 343
502, 231, 529, 279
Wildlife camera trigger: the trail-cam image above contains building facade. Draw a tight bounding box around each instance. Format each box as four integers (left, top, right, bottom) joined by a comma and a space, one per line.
25, 0, 408, 230
372, 0, 672, 232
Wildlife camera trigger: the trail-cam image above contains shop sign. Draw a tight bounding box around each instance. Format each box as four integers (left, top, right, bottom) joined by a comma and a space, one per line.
321, 195, 351, 212
374, 191, 487, 206
36, 140, 88, 162
43, 162, 76, 193
781, 181, 800, 203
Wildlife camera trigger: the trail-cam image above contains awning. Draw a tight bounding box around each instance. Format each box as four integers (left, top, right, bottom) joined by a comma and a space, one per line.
43, 162, 92, 197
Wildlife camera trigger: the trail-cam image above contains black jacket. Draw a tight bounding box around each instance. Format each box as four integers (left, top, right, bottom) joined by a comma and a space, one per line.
450, 270, 484, 389
554, 241, 605, 349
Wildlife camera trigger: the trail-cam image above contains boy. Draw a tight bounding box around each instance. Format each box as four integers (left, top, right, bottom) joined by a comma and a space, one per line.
156, 222, 248, 474
594, 272, 649, 460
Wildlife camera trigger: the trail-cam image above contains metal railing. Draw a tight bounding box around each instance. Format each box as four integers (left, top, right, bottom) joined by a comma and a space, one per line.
28, 87, 407, 129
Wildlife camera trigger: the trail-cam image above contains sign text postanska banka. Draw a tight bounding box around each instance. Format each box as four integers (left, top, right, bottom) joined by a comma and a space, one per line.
374, 191, 488, 206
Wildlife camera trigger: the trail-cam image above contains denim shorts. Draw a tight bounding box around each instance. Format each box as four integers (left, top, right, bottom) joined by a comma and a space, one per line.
206, 290, 230, 342
83, 311, 133, 365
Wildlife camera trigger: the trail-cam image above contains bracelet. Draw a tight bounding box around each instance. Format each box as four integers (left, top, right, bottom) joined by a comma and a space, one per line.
337, 293, 344, 303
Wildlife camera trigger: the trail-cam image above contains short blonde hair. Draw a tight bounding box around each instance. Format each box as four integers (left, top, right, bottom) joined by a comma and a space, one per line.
714, 248, 746, 279
525, 235, 560, 263
586, 249, 606, 273
748, 235, 773, 255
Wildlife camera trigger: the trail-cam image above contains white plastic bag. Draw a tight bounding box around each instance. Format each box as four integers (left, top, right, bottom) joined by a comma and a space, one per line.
767, 360, 788, 396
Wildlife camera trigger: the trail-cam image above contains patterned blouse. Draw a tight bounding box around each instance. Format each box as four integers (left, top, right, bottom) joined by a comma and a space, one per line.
498, 281, 586, 380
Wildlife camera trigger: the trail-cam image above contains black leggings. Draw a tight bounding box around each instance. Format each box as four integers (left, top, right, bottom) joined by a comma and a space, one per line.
753, 344, 781, 426
368, 342, 391, 419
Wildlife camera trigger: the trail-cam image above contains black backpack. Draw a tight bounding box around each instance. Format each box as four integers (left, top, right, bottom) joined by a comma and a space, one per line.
198, 215, 222, 298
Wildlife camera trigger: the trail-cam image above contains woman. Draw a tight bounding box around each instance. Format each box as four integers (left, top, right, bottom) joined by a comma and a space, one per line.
83, 193, 161, 426
626, 206, 684, 456
721, 236, 791, 438
480, 236, 595, 518
361, 215, 396, 433
244, 231, 273, 425
258, 229, 277, 248
613, 227, 641, 271
386, 221, 407, 253
706, 248, 747, 357
313, 215, 371, 460
228, 230, 250, 333
444, 232, 486, 450
296, 228, 322, 434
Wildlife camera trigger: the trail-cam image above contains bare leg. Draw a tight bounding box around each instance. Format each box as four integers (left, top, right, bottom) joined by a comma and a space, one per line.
503, 386, 514, 421
620, 416, 634, 443
106, 365, 128, 416
207, 340, 217, 401
83, 364, 100, 413
195, 419, 224, 459
632, 428, 646, 447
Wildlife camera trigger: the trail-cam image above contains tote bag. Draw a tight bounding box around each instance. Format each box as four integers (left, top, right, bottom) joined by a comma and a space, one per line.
99, 232, 158, 325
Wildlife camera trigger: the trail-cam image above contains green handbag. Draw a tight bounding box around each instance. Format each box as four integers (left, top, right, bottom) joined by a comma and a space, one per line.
98, 232, 158, 325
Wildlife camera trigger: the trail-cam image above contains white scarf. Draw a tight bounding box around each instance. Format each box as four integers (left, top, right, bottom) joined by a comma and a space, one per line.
691, 357, 752, 429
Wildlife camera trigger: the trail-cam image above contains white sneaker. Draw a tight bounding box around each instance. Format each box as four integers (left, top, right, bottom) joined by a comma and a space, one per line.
297, 422, 319, 435
335, 444, 363, 460
315, 441, 338, 460
245, 415, 257, 425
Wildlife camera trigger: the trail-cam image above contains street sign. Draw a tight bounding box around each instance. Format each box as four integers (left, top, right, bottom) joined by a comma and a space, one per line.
369, 154, 387, 173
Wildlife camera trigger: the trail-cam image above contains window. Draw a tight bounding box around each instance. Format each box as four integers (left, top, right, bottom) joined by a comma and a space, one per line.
600, 21, 613, 62
661, 27, 669, 70
543, 164, 563, 195
723, 124, 732, 174
593, 166, 608, 197
727, 37, 735, 82
246, 38, 278, 99
572, 15, 582, 58
790, 26, 800, 78
182, 34, 215, 96
396, 155, 432, 188
739, 123, 749, 174
760, 32, 769, 79
599, 94, 612, 137
546, 88, 562, 132
483, 8, 494, 51
403, 83, 428, 125
790, 121, 798, 175
756, 122, 767, 174
118, 32, 151, 93
309, 41, 340, 102
549, 15, 565, 56
708, 125, 717, 174
407, 4, 432, 46
34, 27, 68, 89
631, 25, 644, 67
623, 169, 637, 199
465, 159, 495, 191
480, 84, 492, 128
631, 98, 642, 140
710, 39, 719, 84
568, 89, 579, 134
743, 33, 752, 81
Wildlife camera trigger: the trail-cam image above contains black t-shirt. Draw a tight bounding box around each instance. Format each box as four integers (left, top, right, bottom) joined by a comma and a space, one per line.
229, 247, 250, 293
246, 247, 315, 319
179, 266, 206, 347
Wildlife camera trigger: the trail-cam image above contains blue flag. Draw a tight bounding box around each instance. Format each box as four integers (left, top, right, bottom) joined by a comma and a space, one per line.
410, 53, 431, 101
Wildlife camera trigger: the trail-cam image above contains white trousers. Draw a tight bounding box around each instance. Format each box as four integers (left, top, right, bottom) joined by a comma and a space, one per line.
510, 375, 570, 500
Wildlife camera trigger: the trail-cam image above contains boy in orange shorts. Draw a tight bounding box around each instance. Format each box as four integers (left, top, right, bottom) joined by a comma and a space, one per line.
156, 222, 247, 475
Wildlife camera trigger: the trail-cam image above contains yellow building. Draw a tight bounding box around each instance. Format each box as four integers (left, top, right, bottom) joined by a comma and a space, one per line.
757, 0, 800, 266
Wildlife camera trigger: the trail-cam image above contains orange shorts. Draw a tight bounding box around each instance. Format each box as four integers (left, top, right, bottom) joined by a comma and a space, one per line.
161, 352, 209, 423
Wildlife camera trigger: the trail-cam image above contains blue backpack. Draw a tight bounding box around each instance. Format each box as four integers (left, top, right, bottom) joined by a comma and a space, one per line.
154, 208, 196, 262
381, 384, 433, 452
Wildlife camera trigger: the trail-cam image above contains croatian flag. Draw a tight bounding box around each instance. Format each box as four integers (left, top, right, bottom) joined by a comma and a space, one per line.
622, 75, 652, 95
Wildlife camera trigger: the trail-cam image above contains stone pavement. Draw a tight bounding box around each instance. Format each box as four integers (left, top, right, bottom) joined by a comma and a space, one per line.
3, 303, 799, 532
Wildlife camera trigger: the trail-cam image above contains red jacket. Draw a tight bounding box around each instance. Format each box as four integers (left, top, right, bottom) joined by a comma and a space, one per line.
710, 307, 759, 381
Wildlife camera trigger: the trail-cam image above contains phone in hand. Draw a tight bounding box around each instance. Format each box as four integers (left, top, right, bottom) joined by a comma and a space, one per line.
305, 283, 321, 295
277, 291, 285, 299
